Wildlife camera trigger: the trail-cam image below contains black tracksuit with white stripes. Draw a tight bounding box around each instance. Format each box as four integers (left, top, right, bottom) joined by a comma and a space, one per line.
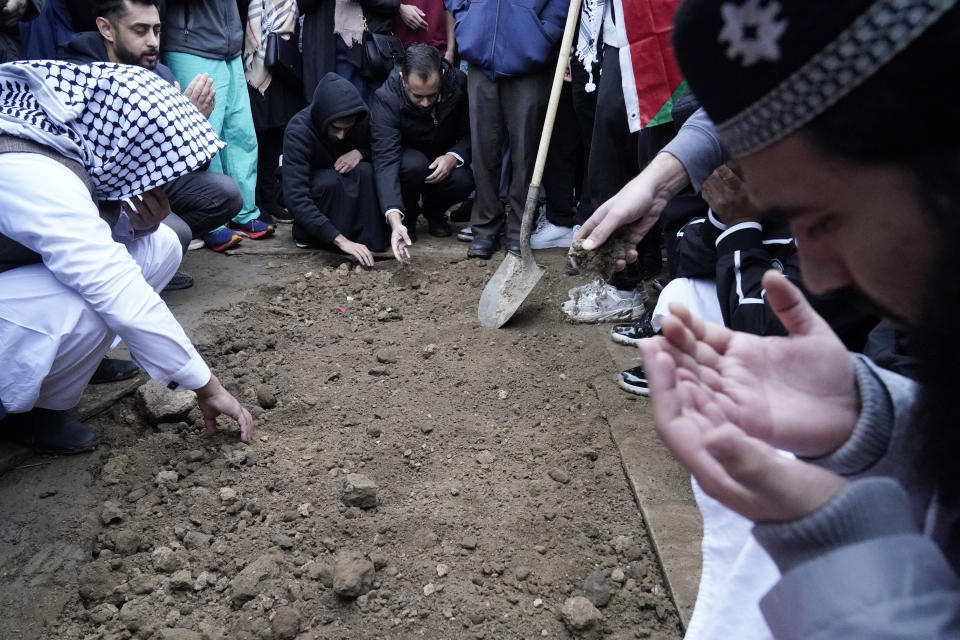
672, 210, 800, 336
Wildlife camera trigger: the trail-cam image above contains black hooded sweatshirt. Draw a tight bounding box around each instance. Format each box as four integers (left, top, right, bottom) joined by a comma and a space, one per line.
282, 72, 372, 244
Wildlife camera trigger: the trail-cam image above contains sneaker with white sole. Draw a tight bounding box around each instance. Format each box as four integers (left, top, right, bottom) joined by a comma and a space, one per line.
610, 317, 658, 345
561, 279, 648, 323
617, 365, 649, 395
187, 238, 204, 251
530, 216, 574, 249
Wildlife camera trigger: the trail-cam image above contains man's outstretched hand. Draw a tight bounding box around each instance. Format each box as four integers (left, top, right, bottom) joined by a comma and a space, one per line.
181, 73, 216, 119
195, 374, 255, 444
573, 152, 689, 271
639, 271, 859, 522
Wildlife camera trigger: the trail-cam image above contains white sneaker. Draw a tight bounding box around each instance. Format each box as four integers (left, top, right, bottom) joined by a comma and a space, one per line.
187, 238, 204, 251
530, 217, 574, 249
561, 279, 648, 323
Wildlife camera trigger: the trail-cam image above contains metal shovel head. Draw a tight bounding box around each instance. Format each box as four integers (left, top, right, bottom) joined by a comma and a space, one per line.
478, 251, 545, 328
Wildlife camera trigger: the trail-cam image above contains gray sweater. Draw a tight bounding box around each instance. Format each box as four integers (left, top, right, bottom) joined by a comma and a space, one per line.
754, 355, 960, 638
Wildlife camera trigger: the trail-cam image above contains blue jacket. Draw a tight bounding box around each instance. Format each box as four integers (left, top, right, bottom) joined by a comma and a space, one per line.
446, 0, 569, 79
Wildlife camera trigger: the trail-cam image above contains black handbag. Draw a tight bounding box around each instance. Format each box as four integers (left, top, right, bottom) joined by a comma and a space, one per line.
361, 32, 405, 83
264, 31, 302, 86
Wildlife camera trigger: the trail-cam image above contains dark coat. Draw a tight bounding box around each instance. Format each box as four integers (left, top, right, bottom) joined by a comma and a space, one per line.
369, 61, 470, 214
298, 0, 400, 102
445, 0, 568, 79
282, 73, 372, 244
162, 0, 244, 61
62, 31, 179, 86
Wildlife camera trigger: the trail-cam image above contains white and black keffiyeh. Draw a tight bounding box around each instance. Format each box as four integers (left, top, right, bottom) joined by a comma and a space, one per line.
0, 60, 225, 201
576, 0, 606, 93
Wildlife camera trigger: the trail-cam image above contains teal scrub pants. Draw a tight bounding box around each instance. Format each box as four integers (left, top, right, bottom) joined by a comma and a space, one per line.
164, 52, 261, 224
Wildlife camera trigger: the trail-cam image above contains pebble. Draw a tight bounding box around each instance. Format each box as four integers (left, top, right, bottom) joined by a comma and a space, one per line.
376, 351, 399, 364
230, 553, 279, 606
561, 596, 603, 634
341, 473, 378, 509
155, 470, 179, 487
533, 598, 543, 608
366, 425, 383, 438
422, 344, 438, 358
423, 582, 436, 596
610, 568, 626, 584
270, 606, 301, 640
137, 380, 196, 424
112, 529, 141, 555
219, 487, 239, 504
369, 552, 389, 570
460, 535, 478, 550
475, 451, 494, 466
436, 563, 449, 578
333, 550, 375, 597
583, 570, 611, 608
368, 366, 389, 376
534, 545, 547, 555
151, 546, 184, 573
100, 501, 124, 525
578, 447, 599, 461
298, 502, 313, 517
256, 384, 277, 409
169, 569, 193, 591
497, 390, 509, 399
119, 599, 152, 632
87, 603, 118, 625
77, 562, 118, 602
548, 468, 570, 484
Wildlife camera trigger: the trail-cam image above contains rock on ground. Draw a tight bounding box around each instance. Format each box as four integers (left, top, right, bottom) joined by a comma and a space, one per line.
270, 606, 301, 639
333, 551, 375, 597
136, 380, 196, 424
583, 569, 611, 607
341, 473, 378, 509
562, 596, 604, 635
230, 554, 279, 607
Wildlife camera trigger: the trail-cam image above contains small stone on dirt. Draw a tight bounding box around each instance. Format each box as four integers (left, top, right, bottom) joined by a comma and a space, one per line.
270, 606, 301, 640
376, 351, 399, 364
341, 473, 378, 508
460, 535, 478, 550
475, 450, 494, 466
169, 569, 193, 591
219, 487, 239, 504
88, 603, 119, 624
423, 582, 436, 596
151, 546, 184, 573
230, 554, 279, 606
155, 470, 179, 486
583, 570, 611, 607
100, 501, 124, 525
561, 596, 603, 634
333, 551, 375, 597
137, 380, 196, 424
548, 468, 570, 484
256, 384, 277, 409
368, 366, 389, 376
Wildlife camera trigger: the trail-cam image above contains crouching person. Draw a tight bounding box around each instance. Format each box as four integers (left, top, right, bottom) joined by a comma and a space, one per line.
283, 73, 411, 267
0, 61, 254, 453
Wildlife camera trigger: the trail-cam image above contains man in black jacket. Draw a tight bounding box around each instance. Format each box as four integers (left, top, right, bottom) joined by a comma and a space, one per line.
283, 72, 411, 266
370, 44, 473, 240
62, 0, 244, 262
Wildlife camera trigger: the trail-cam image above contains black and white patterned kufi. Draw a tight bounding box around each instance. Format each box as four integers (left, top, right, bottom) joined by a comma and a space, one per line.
672, 0, 958, 157
0, 60, 225, 200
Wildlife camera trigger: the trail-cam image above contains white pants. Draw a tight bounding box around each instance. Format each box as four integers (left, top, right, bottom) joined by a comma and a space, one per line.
0, 226, 180, 413
650, 278, 780, 640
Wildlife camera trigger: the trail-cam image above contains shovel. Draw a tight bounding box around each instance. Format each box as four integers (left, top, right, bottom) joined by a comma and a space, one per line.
477, 0, 584, 328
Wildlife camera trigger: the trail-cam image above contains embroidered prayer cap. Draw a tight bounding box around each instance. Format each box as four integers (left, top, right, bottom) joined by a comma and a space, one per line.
0, 60, 224, 201
672, 0, 958, 157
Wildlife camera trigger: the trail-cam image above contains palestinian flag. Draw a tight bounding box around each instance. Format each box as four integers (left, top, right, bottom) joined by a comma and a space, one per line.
617, 0, 686, 132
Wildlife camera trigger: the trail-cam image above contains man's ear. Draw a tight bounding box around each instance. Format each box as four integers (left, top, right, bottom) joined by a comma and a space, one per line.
96, 16, 115, 43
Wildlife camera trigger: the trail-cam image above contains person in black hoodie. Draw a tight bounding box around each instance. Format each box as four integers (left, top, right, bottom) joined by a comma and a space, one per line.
370, 44, 472, 240
62, 0, 244, 260
283, 72, 411, 266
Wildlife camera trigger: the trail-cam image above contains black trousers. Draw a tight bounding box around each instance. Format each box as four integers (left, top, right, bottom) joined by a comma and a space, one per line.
164, 170, 242, 236
467, 66, 551, 243
292, 162, 389, 252
399, 147, 475, 228
542, 81, 585, 228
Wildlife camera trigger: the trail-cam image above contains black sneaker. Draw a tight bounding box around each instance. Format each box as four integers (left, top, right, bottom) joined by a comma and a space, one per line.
610, 317, 657, 346
163, 271, 194, 291
1, 408, 98, 454
617, 365, 649, 396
